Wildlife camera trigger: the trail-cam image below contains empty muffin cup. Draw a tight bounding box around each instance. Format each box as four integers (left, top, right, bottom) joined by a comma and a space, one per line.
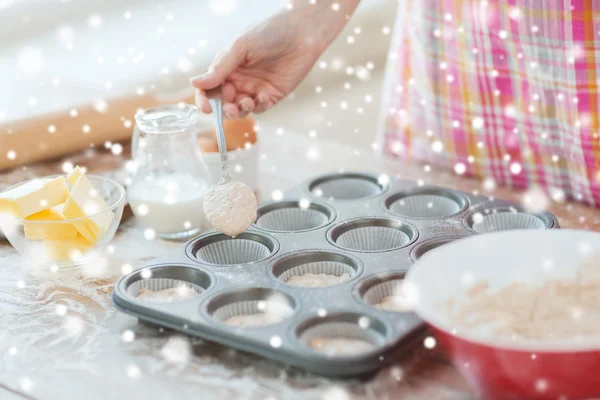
207, 288, 296, 328
385, 188, 468, 219
189, 232, 279, 266
255, 201, 335, 232
466, 207, 552, 233
296, 312, 387, 357
356, 273, 412, 313
328, 218, 418, 252
126, 265, 212, 303
271, 251, 361, 288
410, 236, 467, 261
308, 173, 385, 200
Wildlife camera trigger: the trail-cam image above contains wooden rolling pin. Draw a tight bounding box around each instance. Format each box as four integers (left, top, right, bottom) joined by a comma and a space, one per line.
0, 92, 196, 171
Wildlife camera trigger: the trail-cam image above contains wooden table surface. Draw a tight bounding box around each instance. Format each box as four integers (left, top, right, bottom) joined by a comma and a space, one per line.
1, 128, 599, 400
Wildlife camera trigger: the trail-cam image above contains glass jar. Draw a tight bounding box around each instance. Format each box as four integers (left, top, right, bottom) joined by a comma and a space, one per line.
127, 104, 212, 240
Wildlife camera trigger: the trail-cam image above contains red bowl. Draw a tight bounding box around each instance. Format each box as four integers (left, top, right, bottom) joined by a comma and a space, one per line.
405, 230, 600, 400
431, 324, 600, 400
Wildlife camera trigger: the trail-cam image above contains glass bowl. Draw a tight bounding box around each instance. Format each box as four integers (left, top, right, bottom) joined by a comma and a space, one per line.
0, 175, 126, 270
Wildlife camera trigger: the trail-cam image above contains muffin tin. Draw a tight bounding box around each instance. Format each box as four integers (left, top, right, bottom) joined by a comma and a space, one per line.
112, 171, 559, 377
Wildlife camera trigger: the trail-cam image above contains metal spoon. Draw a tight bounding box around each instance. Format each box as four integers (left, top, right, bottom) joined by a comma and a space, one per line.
205, 86, 231, 184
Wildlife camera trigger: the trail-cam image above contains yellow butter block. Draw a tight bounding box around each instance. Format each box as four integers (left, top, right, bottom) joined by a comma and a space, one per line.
63, 174, 114, 244
0, 177, 69, 218
66, 166, 84, 187
24, 203, 78, 240
44, 234, 93, 262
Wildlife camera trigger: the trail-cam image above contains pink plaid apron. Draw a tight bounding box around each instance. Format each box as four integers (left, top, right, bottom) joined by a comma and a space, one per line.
380, 0, 600, 206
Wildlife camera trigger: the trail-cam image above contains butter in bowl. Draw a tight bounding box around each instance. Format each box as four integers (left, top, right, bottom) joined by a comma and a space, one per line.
0, 166, 125, 269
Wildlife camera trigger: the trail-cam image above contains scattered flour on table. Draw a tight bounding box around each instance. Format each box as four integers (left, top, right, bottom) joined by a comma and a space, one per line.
449, 252, 600, 339
309, 338, 376, 356
136, 286, 199, 303
203, 180, 257, 237
285, 273, 351, 288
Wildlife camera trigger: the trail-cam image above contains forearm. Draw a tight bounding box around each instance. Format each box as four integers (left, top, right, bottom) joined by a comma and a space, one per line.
278, 0, 361, 53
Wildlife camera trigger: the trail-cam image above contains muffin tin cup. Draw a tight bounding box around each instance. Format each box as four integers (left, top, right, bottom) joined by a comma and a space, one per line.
410, 236, 469, 261
270, 250, 362, 288
307, 172, 387, 200
327, 217, 418, 252
355, 272, 411, 313
112, 171, 559, 378
186, 231, 279, 266
464, 206, 556, 234
206, 288, 296, 329
384, 188, 469, 219
255, 201, 336, 233
295, 312, 389, 359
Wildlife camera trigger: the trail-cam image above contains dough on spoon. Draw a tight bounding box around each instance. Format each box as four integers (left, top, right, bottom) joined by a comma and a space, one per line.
203, 179, 257, 237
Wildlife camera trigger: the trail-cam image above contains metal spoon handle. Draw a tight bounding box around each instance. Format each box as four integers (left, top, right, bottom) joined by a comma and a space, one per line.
206, 86, 231, 183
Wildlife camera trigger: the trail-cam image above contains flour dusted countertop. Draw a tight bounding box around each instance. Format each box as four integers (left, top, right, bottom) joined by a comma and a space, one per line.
1, 128, 598, 400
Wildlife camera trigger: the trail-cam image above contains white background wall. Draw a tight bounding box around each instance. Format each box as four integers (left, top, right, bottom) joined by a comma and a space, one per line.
0, 0, 397, 148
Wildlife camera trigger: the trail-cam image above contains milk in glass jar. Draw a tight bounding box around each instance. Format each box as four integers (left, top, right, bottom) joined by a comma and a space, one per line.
127, 104, 211, 240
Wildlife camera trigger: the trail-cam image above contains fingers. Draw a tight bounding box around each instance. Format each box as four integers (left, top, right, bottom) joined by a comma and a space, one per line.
223, 103, 241, 119
253, 92, 273, 114
222, 82, 237, 103
189, 39, 246, 92
195, 89, 212, 113
235, 94, 255, 119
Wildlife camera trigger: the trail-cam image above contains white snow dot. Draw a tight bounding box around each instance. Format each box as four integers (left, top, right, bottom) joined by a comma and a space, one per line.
358, 316, 370, 328
56, 304, 68, 315
535, 379, 548, 392
140, 269, 152, 279
136, 204, 149, 216
8, 346, 17, 356
121, 330, 135, 342
6, 150, 16, 160
299, 199, 310, 209
272, 190, 283, 201
331, 3, 340, 11
454, 163, 466, 175
178, 58, 192, 72
121, 263, 133, 275
483, 178, 496, 191
498, 30, 508, 39
270, 336, 282, 348
20, 378, 34, 392
16, 280, 25, 289
111, 143, 123, 155
424, 336, 436, 349
382, 26, 391, 35
82, 125, 91, 134
317, 308, 327, 317
143, 229, 156, 240
64, 316, 84, 335
161, 336, 191, 364
126, 365, 142, 379
431, 141, 444, 153
472, 117, 484, 129
510, 162, 522, 175
87, 14, 103, 28
378, 174, 390, 186
472, 212, 484, 224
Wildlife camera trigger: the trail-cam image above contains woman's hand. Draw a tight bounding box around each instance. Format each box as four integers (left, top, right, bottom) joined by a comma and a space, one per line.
190, 0, 360, 119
